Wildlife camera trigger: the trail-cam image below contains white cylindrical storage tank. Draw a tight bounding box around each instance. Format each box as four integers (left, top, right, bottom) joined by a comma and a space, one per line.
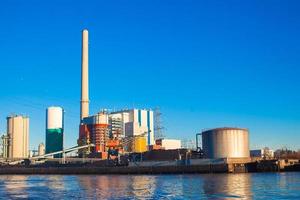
202, 128, 249, 159
6, 115, 29, 158
46, 106, 64, 158
46, 106, 63, 129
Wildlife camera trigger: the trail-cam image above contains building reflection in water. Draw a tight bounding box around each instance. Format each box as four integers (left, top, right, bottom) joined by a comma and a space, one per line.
202, 174, 252, 199
129, 176, 156, 198
2, 175, 29, 199
78, 175, 157, 199
46, 175, 65, 191
152, 175, 185, 198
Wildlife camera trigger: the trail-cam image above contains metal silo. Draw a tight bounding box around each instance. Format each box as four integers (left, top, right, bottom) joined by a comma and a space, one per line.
46, 106, 64, 158
38, 143, 45, 156
202, 128, 249, 159
6, 115, 29, 158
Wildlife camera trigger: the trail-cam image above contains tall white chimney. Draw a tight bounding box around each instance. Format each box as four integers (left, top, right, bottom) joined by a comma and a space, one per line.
80, 29, 89, 121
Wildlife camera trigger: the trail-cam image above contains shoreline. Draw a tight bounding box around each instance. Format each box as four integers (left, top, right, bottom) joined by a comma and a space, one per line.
0, 164, 299, 175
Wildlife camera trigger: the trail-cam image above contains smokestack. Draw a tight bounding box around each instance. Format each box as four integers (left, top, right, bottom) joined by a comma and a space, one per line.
80, 29, 89, 121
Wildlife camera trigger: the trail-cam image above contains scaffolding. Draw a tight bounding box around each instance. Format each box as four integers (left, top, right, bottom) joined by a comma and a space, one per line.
109, 117, 123, 139
154, 107, 165, 140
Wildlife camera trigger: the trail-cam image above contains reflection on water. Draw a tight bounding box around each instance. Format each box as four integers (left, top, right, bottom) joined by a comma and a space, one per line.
202, 174, 252, 199
47, 176, 65, 190
0, 173, 299, 199
0, 175, 29, 199
77, 175, 157, 199
130, 176, 156, 198
78, 175, 129, 199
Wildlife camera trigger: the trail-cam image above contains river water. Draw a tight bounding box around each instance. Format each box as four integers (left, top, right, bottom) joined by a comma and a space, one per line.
0, 172, 299, 199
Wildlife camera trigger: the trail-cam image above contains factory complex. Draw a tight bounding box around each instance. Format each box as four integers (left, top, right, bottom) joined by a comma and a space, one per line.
0, 29, 179, 162
0, 29, 298, 174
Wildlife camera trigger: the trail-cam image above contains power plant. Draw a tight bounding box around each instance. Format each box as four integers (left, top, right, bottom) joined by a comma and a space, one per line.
77, 29, 155, 158
0, 28, 294, 175
77, 29, 110, 158
0, 29, 248, 162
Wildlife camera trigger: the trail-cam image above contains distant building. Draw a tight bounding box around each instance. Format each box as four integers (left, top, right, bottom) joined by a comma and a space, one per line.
250, 148, 274, 159
156, 139, 181, 150
6, 115, 29, 158
38, 143, 45, 156
1, 134, 10, 158
46, 107, 64, 158
29, 150, 34, 158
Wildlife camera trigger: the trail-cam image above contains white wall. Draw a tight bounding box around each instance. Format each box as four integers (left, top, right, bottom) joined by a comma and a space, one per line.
161, 139, 181, 150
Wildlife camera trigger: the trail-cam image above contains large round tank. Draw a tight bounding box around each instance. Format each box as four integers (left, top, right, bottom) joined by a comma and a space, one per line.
46, 106, 64, 157
202, 128, 249, 159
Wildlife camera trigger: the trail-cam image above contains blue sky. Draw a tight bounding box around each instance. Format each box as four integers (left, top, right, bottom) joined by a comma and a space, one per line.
0, 0, 299, 150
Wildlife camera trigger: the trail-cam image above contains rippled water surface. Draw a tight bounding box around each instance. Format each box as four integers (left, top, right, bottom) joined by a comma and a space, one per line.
0, 173, 299, 199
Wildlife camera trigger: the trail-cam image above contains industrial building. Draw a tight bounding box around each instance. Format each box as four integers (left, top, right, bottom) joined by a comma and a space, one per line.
155, 139, 181, 150
109, 112, 129, 138
79, 109, 154, 157
202, 128, 250, 159
46, 106, 64, 158
77, 29, 154, 158
4, 115, 29, 158
77, 29, 110, 158
111, 109, 154, 145
79, 111, 109, 157
250, 148, 274, 159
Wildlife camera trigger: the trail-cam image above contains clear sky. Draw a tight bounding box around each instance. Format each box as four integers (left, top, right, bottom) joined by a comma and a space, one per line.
0, 0, 299, 151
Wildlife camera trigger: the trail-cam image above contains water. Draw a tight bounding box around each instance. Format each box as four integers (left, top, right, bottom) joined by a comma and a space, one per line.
0, 173, 299, 199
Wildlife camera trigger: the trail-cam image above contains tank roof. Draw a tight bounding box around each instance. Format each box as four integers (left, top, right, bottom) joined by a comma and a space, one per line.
202, 127, 248, 133
7, 114, 29, 119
